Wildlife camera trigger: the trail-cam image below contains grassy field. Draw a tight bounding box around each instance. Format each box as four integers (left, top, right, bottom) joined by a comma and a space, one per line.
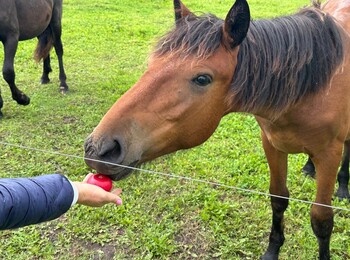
0, 0, 349, 259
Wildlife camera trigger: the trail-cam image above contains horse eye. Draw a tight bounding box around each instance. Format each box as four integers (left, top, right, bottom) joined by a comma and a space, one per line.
192, 74, 212, 87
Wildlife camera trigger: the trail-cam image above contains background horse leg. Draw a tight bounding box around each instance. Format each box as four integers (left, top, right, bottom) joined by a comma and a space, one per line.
2, 36, 30, 108
53, 38, 68, 94
41, 55, 52, 84
50, 5, 68, 94
302, 143, 349, 200
335, 141, 350, 199
36, 30, 53, 85
311, 146, 341, 260
0, 91, 3, 118
260, 132, 289, 260
302, 157, 315, 177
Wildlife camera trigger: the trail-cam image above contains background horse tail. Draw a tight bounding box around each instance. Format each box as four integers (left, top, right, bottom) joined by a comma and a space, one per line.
34, 27, 53, 62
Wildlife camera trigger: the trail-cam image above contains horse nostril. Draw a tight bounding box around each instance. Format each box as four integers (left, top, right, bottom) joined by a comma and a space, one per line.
98, 138, 125, 164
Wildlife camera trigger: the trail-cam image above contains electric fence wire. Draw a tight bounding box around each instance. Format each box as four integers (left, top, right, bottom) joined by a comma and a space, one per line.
0, 140, 349, 212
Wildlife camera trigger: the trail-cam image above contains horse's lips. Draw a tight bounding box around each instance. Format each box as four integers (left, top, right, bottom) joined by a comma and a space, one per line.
109, 168, 133, 181
102, 161, 139, 181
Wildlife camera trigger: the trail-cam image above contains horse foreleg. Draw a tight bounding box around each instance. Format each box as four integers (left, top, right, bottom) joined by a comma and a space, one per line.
311, 146, 341, 260
335, 141, 350, 199
260, 132, 289, 260
2, 37, 30, 106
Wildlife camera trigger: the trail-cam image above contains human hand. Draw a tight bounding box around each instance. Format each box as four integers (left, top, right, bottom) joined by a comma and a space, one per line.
73, 174, 122, 207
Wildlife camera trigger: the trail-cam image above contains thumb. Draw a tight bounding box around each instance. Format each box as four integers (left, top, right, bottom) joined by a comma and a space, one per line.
105, 188, 123, 205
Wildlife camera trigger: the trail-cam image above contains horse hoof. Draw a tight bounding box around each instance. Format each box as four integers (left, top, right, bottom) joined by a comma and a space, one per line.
40, 76, 50, 84
261, 252, 278, 260
15, 94, 30, 106
335, 188, 350, 200
59, 83, 69, 94
41, 77, 50, 84
59, 86, 68, 94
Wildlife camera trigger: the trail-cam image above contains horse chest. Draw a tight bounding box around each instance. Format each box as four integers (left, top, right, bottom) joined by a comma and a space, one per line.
261, 126, 304, 153
256, 116, 318, 154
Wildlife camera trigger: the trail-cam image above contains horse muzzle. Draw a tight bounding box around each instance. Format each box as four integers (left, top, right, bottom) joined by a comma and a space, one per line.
83, 134, 139, 181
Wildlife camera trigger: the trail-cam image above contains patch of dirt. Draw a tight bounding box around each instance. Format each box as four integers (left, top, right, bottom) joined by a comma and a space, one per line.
173, 213, 217, 259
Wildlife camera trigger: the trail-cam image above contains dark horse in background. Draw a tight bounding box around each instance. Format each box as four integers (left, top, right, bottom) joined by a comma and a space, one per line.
0, 0, 68, 117
84, 0, 350, 259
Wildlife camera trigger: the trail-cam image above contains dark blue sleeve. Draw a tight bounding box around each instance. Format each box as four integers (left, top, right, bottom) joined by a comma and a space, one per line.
0, 173, 74, 230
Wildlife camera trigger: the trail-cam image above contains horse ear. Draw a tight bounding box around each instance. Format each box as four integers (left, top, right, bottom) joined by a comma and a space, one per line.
223, 0, 250, 48
174, 0, 194, 23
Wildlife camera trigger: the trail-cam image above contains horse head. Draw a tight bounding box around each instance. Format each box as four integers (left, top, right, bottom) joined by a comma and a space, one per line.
84, 0, 250, 180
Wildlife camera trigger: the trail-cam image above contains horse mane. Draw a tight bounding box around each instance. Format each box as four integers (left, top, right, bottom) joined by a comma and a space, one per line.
231, 6, 345, 116
154, 4, 345, 116
154, 14, 223, 59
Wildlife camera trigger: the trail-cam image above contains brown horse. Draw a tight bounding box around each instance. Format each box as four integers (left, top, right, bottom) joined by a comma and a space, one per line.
0, 0, 68, 117
84, 0, 350, 259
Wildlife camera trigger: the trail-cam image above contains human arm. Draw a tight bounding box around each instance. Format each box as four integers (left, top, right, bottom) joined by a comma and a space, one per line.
0, 173, 122, 230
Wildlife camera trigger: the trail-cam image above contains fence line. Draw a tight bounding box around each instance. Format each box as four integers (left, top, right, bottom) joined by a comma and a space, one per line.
0, 140, 349, 212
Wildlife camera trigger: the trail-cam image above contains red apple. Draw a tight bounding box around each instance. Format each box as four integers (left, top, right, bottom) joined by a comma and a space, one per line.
86, 173, 113, 191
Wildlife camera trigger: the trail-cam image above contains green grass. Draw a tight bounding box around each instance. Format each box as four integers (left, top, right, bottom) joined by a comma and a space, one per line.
0, 0, 349, 259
